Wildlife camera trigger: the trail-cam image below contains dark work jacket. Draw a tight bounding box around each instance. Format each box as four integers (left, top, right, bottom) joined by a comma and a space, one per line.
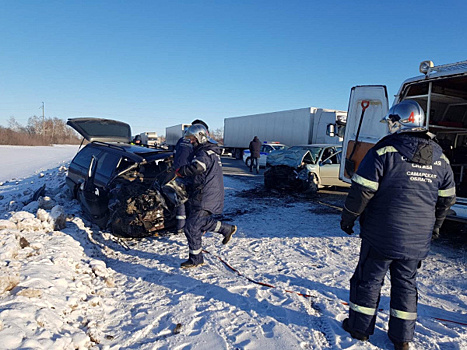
177, 142, 224, 214
249, 137, 261, 158
173, 137, 193, 169
342, 132, 456, 260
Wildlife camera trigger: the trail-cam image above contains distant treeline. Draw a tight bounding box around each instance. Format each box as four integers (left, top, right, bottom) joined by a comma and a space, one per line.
0, 116, 81, 146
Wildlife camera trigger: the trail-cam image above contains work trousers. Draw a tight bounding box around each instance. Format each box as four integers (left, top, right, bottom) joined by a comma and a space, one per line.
348, 239, 420, 343
184, 209, 225, 264
176, 203, 186, 231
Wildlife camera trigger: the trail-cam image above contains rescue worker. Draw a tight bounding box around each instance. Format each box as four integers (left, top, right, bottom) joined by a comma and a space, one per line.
249, 136, 261, 174
340, 100, 456, 350
131, 134, 142, 146
174, 124, 237, 268
172, 119, 209, 234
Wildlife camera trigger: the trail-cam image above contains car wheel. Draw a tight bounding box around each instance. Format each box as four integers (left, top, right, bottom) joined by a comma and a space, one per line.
245, 157, 252, 168
311, 173, 319, 186
303, 173, 318, 196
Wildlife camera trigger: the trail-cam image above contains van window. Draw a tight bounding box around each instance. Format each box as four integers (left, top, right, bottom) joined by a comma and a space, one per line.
96, 152, 121, 180
72, 146, 101, 169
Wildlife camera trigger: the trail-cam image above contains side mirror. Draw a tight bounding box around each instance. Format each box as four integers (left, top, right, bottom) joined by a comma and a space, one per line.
326, 124, 336, 137
337, 124, 346, 138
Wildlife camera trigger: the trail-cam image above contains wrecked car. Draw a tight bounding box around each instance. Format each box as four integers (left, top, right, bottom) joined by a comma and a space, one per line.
264, 144, 350, 193
66, 118, 183, 238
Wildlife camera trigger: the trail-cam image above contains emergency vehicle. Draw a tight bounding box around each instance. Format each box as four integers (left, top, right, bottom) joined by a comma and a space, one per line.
339, 60, 467, 223
242, 141, 287, 168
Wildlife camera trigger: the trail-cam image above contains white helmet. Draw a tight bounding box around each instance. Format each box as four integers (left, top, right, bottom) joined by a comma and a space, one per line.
380, 100, 426, 134
184, 124, 216, 144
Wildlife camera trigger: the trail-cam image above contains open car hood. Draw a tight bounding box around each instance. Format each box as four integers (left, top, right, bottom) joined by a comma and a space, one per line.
267, 149, 315, 168
67, 117, 132, 143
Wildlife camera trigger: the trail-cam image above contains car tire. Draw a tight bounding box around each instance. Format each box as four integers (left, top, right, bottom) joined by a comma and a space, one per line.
311, 173, 319, 186
245, 157, 252, 168
303, 173, 318, 196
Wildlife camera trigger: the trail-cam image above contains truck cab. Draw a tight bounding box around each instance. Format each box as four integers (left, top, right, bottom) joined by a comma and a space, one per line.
340, 60, 467, 223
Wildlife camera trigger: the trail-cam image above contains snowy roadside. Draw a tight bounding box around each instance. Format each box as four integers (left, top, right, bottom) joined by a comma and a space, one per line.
0, 149, 465, 350
0, 145, 79, 183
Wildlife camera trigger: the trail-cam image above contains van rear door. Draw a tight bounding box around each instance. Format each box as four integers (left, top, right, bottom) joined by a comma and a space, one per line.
339, 85, 389, 182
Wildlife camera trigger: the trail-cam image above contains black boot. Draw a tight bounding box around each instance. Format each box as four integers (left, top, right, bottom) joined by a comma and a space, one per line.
180, 253, 204, 269
389, 336, 409, 350
222, 225, 237, 245
393, 342, 409, 350
342, 318, 369, 341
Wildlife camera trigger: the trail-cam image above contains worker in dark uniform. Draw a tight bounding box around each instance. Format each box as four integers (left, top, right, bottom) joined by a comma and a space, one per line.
172, 119, 209, 234
175, 124, 237, 268
340, 100, 456, 350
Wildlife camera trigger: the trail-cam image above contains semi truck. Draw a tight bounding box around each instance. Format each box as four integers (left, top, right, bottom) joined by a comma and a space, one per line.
339, 59, 467, 224
165, 124, 191, 150
223, 107, 347, 159
139, 132, 158, 147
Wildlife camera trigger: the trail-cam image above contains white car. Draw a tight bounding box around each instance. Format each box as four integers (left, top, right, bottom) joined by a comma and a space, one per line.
243, 142, 288, 168
265, 144, 350, 190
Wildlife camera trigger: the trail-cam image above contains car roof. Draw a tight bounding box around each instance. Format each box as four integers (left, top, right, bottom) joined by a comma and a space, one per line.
67, 117, 132, 143
86, 141, 172, 162
263, 142, 287, 146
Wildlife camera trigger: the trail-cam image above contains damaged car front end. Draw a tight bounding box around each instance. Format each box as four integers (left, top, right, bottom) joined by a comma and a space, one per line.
264, 144, 349, 194
66, 118, 185, 238
264, 148, 318, 194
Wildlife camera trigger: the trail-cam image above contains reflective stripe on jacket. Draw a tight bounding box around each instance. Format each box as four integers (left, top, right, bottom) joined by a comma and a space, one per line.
178, 142, 224, 214
348, 132, 456, 259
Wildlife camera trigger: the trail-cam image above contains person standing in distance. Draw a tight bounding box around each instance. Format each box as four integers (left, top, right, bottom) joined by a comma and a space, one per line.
340, 100, 456, 350
248, 136, 261, 174
172, 119, 209, 234
175, 124, 237, 268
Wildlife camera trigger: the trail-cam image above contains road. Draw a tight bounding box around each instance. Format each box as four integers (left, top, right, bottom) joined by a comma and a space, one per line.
222, 154, 349, 191
220, 156, 466, 240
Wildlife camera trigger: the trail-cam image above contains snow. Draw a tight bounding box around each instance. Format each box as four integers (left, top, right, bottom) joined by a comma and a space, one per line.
0, 145, 79, 183
0, 145, 466, 350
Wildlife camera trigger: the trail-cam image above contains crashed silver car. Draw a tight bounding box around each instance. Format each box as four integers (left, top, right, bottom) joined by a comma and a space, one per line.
264, 144, 350, 193
66, 118, 184, 238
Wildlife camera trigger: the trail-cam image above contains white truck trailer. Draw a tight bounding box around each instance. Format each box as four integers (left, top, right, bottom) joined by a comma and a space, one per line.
165, 124, 191, 150
339, 60, 467, 224
139, 132, 158, 147
223, 107, 347, 159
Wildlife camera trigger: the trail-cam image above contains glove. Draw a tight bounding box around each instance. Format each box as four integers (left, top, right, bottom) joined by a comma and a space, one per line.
340, 220, 354, 235
340, 208, 357, 235
432, 226, 440, 240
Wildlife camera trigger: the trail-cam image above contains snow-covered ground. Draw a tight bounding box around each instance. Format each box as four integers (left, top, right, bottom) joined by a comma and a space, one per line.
0, 145, 79, 183
0, 146, 465, 350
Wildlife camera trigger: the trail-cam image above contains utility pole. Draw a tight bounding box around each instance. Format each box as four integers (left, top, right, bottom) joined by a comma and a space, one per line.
41, 102, 45, 135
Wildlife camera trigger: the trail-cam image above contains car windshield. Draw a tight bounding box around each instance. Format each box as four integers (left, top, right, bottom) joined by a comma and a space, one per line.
288, 146, 323, 163
271, 144, 287, 151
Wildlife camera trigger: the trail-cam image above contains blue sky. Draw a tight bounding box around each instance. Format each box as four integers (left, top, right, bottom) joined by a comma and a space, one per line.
1, 0, 466, 137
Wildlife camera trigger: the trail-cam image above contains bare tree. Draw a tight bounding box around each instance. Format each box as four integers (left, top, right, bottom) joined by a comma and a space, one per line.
1, 116, 81, 145
210, 127, 224, 144
7, 117, 23, 132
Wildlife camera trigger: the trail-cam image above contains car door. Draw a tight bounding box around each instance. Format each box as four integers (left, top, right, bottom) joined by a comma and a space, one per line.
319, 147, 345, 186
260, 145, 273, 166
339, 85, 389, 183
